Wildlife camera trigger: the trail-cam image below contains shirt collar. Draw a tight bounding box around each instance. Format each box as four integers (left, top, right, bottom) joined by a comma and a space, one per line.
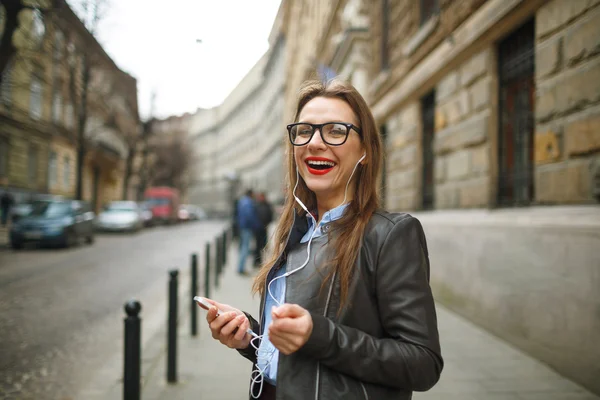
306, 202, 349, 230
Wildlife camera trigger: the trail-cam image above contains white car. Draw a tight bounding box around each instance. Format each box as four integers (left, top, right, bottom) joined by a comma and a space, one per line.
95, 201, 144, 232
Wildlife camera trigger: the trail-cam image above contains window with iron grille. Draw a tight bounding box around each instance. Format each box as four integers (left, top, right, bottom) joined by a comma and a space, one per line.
422, 91, 435, 210
380, 123, 388, 208
420, 0, 438, 26
28, 144, 38, 183
497, 19, 535, 206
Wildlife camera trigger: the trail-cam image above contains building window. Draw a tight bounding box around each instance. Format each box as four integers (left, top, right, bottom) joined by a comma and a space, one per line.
29, 77, 43, 120
63, 155, 70, 189
52, 91, 62, 123
420, 0, 438, 26
421, 90, 435, 210
31, 9, 46, 46
381, 0, 390, 70
380, 124, 388, 208
1, 59, 13, 107
28, 144, 38, 183
65, 103, 74, 129
497, 19, 535, 206
48, 151, 57, 188
53, 29, 64, 60
0, 136, 8, 178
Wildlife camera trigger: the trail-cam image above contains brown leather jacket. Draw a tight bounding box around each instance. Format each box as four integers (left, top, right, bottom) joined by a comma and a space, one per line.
238, 211, 443, 399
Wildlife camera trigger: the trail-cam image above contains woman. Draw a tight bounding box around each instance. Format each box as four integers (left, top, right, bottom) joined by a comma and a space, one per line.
205, 79, 443, 400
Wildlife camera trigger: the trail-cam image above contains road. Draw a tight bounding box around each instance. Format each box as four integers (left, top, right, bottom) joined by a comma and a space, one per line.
0, 220, 228, 400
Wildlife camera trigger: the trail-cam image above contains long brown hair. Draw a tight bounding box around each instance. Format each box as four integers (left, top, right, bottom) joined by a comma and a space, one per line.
252, 79, 382, 311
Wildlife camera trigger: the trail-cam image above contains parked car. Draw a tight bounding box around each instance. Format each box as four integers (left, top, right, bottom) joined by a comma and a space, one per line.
95, 201, 144, 232
9, 199, 95, 249
178, 204, 207, 222
139, 202, 154, 227
144, 187, 180, 225
9, 203, 33, 224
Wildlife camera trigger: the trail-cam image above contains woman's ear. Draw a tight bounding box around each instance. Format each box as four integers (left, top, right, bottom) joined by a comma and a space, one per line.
360, 152, 367, 165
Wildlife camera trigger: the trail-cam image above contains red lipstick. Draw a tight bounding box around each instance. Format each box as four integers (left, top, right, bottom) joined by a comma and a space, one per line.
305, 157, 336, 175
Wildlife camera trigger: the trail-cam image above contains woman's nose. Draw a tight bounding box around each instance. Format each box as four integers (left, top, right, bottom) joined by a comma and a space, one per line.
307, 128, 326, 150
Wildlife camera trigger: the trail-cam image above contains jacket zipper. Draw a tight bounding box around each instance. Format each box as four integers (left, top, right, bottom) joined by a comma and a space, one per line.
315, 270, 337, 400
360, 382, 369, 400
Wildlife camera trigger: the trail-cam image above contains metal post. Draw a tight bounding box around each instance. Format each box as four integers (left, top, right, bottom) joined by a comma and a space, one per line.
167, 270, 178, 383
123, 300, 141, 400
222, 230, 227, 266
214, 238, 220, 289
204, 242, 210, 299
191, 253, 198, 337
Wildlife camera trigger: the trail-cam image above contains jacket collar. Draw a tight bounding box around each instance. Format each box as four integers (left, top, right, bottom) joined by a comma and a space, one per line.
285, 210, 309, 252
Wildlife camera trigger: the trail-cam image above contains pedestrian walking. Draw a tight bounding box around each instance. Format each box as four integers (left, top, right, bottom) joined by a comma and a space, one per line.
1, 189, 15, 226
203, 79, 443, 399
236, 189, 261, 276
253, 192, 273, 269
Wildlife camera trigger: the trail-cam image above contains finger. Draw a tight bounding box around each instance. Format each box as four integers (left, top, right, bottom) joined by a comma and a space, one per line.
220, 313, 244, 336
210, 311, 237, 333
234, 317, 249, 341
272, 303, 305, 319
268, 330, 295, 355
270, 317, 301, 334
206, 306, 219, 323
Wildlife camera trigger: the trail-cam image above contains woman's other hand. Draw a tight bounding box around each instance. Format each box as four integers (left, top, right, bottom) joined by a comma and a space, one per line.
269, 303, 313, 355
204, 298, 252, 350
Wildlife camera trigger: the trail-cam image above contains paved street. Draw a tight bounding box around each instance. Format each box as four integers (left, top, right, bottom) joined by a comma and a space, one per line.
0, 220, 228, 400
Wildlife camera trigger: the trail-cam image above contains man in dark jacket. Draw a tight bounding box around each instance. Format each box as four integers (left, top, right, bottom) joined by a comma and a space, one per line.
253, 192, 273, 268
236, 189, 261, 275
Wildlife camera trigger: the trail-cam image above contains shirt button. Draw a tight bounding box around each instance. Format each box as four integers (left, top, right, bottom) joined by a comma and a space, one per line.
321, 224, 330, 233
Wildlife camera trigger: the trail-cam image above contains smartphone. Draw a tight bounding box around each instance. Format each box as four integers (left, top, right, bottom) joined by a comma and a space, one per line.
193, 296, 258, 338
194, 296, 224, 316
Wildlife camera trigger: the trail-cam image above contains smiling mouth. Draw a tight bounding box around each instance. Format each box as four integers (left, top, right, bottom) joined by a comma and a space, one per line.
306, 160, 336, 175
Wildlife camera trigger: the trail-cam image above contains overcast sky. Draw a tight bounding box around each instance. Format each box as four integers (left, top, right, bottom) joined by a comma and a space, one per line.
86, 0, 282, 119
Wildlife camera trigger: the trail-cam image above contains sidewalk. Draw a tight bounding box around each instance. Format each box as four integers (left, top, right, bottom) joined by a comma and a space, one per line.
135, 244, 598, 400
140, 242, 261, 400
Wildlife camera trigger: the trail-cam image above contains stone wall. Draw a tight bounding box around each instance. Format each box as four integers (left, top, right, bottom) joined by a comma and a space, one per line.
418, 207, 600, 394
434, 49, 493, 208
534, 0, 600, 203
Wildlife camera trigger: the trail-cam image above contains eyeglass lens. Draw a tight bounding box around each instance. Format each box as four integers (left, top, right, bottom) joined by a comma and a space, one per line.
290, 123, 348, 145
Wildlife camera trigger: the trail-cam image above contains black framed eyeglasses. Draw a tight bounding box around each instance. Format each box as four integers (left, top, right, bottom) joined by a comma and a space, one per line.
286, 122, 361, 146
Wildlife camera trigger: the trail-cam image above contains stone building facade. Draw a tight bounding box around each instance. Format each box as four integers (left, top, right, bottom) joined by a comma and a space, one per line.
186, 11, 286, 216
0, 0, 139, 212
280, 0, 600, 394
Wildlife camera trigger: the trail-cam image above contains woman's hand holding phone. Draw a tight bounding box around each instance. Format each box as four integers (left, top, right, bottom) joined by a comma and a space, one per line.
202, 297, 252, 350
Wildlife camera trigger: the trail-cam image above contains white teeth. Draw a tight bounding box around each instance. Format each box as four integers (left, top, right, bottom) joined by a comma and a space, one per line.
307, 160, 335, 167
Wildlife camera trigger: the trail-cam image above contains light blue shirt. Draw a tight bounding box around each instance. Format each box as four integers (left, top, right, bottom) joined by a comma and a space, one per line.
257, 203, 349, 385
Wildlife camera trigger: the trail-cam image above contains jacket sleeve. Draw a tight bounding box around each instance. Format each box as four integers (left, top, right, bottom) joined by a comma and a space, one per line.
236, 312, 261, 363
299, 216, 443, 391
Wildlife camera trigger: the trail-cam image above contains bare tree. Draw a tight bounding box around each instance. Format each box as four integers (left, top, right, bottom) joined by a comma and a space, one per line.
151, 133, 196, 198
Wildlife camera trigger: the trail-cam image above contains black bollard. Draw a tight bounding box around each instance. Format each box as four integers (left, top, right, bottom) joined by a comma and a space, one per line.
214, 238, 220, 289
222, 230, 227, 266
204, 242, 211, 299
191, 253, 198, 337
167, 270, 178, 383
123, 300, 141, 400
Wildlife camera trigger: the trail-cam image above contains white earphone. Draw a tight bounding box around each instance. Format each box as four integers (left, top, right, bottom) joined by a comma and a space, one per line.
250, 150, 368, 398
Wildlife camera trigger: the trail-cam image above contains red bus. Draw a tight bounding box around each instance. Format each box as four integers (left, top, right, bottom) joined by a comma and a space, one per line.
144, 187, 180, 225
